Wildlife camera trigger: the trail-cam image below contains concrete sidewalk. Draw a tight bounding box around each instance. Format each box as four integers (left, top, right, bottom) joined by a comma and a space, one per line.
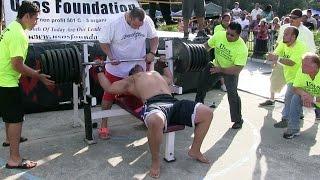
0, 89, 319, 180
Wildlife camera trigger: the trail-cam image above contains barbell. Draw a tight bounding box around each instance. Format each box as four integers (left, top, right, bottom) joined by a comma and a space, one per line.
39, 41, 210, 84
82, 57, 174, 66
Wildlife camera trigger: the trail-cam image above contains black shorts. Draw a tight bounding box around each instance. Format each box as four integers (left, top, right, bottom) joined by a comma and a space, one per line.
0, 87, 24, 123
142, 94, 201, 130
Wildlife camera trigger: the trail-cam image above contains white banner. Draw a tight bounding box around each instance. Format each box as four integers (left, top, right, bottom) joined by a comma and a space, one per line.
4, 0, 139, 42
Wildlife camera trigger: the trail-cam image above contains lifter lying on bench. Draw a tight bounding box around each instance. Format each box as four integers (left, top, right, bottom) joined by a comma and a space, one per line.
95, 60, 213, 179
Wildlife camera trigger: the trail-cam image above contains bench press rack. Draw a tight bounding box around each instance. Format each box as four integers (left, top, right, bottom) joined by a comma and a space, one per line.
72, 40, 184, 162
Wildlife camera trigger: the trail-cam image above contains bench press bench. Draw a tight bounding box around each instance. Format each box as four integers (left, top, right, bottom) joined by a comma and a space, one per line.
84, 94, 185, 162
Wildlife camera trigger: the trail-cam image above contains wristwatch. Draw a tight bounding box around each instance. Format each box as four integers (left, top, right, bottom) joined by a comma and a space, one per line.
95, 66, 105, 73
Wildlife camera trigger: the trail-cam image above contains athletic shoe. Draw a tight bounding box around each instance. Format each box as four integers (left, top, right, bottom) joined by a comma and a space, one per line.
220, 84, 227, 92
231, 120, 243, 129
274, 118, 288, 128
259, 100, 275, 107
283, 131, 300, 139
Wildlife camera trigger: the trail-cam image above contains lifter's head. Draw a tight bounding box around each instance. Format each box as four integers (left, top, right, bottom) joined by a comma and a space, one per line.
129, 64, 144, 76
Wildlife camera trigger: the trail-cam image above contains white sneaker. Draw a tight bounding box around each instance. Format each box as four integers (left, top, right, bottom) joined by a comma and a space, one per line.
220, 84, 227, 92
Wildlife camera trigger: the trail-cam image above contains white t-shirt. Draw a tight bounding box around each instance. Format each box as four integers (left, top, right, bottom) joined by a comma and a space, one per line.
231, 8, 242, 20
251, 8, 263, 21
235, 18, 250, 30
276, 23, 316, 53
99, 15, 157, 78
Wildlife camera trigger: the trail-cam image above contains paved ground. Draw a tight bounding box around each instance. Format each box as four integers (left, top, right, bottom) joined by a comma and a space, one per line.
0, 60, 320, 180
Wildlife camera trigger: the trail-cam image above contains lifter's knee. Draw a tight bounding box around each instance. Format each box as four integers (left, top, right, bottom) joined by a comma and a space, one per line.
146, 113, 165, 131
195, 105, 213, 124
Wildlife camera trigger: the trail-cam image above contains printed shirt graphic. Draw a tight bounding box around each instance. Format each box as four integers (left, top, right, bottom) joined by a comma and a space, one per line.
293, 68, 320, 107
207, 31, 248, 68
274, 41, 308, 83
0, 21, 28, 87
99, 15, 157, 78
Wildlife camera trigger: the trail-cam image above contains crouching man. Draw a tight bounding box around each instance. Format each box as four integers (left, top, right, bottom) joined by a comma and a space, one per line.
95, 60, 213, 178
284, 53, 320, 139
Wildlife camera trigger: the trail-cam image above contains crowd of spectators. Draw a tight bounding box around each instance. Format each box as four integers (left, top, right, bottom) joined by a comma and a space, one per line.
172, 2, 319, 57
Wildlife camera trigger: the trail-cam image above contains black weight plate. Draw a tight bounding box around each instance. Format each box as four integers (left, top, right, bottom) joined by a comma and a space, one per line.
173, 41, 191, 73
197, 44, 205, 71
50, 49, 60, 83
65, 48, 75, 83
60, 49, 71, 83
189, 44, 197, 71
45, 50, 55, 82
200, 45, 209, 70
193, 44, 201, 71
68, 48, 79, 83
187, 44, 195, 71
186, 43, 193, 71
55, 49, 65, 83
40, 53, 48, 75
72, 45, 82, 84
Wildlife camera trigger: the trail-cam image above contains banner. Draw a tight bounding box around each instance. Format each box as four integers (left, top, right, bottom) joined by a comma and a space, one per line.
4, 0, 139, 42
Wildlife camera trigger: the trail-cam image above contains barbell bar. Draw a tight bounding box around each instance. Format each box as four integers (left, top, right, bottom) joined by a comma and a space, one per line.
81, 57, 175, 66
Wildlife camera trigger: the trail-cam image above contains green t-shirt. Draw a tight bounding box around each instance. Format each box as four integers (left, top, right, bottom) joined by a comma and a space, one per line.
293, 68, 320, 107
0, 21, 28, 87
213, 24, 226, 34
274, 41, 308, 83
207, 31, 248, 68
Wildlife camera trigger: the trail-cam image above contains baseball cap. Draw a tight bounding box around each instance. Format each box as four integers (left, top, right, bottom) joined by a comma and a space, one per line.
290, 9, 302, 18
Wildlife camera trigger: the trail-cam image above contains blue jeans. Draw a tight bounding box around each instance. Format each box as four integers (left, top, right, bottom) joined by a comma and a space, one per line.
282, 83, 294, 119
287, 94, 303, 132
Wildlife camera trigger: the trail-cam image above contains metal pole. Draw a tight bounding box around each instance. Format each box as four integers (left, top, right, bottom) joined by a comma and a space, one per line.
0, 0, 3, 32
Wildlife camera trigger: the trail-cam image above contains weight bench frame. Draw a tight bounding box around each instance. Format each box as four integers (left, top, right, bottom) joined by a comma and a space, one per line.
73, 40, 184, 162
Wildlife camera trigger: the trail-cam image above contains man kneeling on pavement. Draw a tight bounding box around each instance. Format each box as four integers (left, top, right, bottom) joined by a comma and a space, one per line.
95, 59, 213, 178
283, 53, 320, 139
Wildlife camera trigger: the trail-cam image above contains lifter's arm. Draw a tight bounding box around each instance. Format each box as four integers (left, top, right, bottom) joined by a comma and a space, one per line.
96, 70, 130, 94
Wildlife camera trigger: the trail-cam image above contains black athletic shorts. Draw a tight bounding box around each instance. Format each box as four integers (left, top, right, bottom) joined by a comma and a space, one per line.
142, 94, 201, 131
0, 86, 24, 123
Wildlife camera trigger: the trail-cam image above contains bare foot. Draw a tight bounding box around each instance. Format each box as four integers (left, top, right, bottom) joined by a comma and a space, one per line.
148, 163, 160, 179
188, 150, 210, 164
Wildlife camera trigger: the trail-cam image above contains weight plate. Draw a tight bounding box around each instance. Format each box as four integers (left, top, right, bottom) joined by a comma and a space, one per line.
45, 50, 55, 82
68, 48, 79, 83
193, 44, 201, 71
196, 44, 204, 71
50, 49, 60, 83
191, 44, 198, 71
65, 48, 75, 82
173, 41, 191, 73
55, 49, 65, 83
72, 45, 82, 84
40, 53, 48, 75
60, 49, 71, 83
189, 44, 197, 71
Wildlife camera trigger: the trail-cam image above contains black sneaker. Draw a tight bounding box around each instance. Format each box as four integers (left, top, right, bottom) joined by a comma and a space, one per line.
231, 120, 243, 129
274, 118, 288, 128
259, 100, 275, 107
283, 131, 300, 139
166, 20, 178, 25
